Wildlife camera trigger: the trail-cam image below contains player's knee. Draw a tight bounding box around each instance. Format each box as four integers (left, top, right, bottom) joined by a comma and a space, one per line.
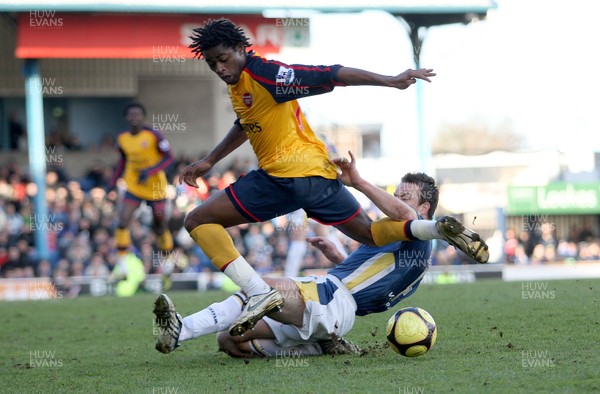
153, 213, 165, 224
183, 212, 200, 233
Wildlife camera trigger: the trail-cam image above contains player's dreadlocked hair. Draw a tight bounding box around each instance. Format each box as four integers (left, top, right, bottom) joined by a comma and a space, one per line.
400, 172, 439, 219
189, 18, 251, 59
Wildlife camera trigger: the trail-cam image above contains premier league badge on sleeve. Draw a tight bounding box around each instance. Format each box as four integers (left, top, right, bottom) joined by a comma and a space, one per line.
276, 66, 295, 85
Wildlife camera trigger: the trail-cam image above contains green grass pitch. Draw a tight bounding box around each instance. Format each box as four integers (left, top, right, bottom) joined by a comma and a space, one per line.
2, 279, 599, 393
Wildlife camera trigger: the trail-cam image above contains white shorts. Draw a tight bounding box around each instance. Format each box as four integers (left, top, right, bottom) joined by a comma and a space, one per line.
263, 274, 357, 347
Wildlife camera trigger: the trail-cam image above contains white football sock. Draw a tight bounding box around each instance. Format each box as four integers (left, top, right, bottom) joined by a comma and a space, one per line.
284, 240, 307, 277
409, 220, 440, 240
223, 256, 271, 296
249, 339, 323, 357
179, 293, 246, 342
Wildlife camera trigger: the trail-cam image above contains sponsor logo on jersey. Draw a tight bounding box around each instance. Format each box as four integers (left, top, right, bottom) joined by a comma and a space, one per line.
242, 92, 253, 108
240, 121, 263, 134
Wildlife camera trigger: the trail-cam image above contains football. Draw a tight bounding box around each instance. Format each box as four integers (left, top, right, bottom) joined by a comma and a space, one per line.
386, 306, 437, 357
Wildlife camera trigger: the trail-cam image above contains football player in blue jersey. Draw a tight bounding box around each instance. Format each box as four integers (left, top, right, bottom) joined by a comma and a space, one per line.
154, 151, 488, 356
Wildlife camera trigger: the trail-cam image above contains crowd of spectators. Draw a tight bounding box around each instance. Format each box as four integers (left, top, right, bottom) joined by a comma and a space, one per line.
1, 156, 599, 285
500, 221, 600, 265
0, 155, 368, 285
436, 220, 600, 266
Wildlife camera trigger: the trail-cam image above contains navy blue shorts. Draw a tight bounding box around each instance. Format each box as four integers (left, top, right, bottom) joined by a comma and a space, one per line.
225, 169, 362, 225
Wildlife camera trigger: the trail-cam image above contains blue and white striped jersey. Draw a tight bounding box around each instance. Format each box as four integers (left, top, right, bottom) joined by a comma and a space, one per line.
328, 240, 432, 316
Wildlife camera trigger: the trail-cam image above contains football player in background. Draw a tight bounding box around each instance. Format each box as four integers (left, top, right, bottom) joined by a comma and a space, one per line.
108, 102, 174, 289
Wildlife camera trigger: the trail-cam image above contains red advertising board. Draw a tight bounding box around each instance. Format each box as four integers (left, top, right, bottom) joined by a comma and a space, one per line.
17, 13, 282, 58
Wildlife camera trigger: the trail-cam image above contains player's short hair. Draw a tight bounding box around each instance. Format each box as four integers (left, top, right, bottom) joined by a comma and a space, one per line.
401, 172, 439, 219
189, 18, 251, 59
123, 102, 146, 117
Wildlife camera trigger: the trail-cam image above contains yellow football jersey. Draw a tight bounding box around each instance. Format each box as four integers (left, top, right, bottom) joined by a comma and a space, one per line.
115, 127, 172, 201
228, 52, 347, 179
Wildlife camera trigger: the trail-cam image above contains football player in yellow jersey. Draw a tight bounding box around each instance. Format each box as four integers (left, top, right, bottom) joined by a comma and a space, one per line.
174, 19, 485, 337
109, 102, 174, 284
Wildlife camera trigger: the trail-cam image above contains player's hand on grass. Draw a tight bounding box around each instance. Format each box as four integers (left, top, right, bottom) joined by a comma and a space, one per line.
307, 236, 345, 264
332, 151, 364, 188
390, 68, 436, 90
179, 160, 213, 188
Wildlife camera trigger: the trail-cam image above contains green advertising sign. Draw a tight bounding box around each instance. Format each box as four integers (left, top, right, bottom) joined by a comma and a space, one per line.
507, 183, 600, 215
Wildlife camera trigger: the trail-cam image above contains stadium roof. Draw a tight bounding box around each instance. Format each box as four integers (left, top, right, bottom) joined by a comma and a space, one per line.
6, 0, 496, 60
0, 0, 496, 17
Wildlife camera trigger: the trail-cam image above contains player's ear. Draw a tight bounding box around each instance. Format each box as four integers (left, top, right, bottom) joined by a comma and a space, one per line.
419, 202, 431, 219
235, 44, 246, 55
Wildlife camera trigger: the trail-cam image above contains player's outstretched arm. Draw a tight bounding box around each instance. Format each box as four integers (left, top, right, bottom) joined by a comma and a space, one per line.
179, 123, 247, 188
336, 67, 435, 90
333, 151, 418, 221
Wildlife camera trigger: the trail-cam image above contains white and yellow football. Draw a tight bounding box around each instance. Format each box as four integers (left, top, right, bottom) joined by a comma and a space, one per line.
386, 306, 437, 357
